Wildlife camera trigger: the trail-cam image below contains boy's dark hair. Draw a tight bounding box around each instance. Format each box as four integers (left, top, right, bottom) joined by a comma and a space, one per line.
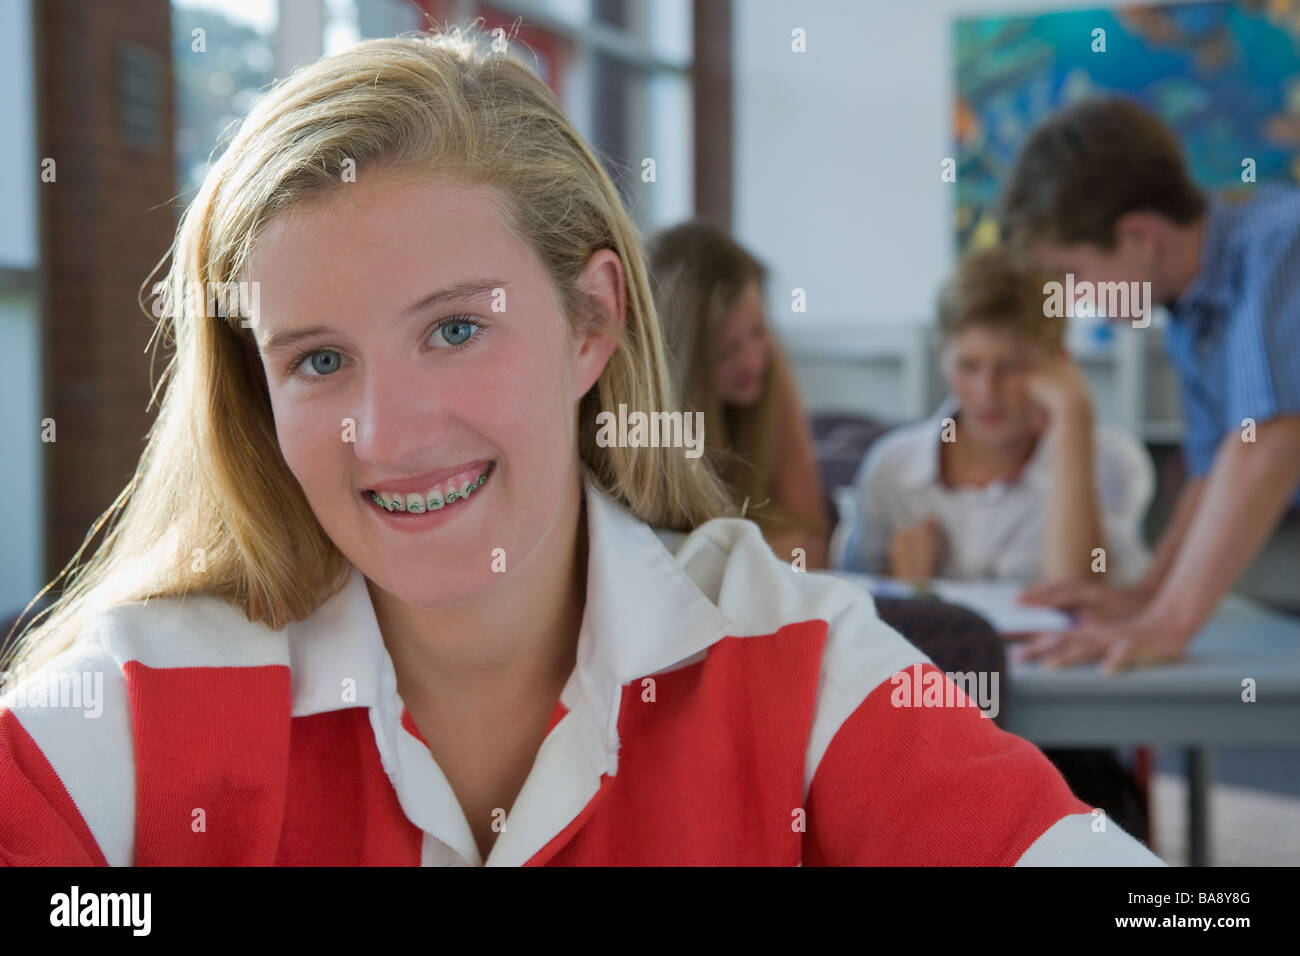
998, 96, 1206, 253
937, 246, 1063, 350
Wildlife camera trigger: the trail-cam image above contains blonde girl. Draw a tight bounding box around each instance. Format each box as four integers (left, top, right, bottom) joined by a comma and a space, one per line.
0, 29, 1157, 867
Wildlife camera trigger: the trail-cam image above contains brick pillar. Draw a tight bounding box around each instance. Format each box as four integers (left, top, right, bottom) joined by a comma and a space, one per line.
693, 0, 732, 230
39, 0, 175, 580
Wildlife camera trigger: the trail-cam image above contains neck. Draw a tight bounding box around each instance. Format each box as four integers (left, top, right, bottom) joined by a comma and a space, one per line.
366, 467, 587, 717
942, 418, 1036, 486
1157, 212, 1207, 306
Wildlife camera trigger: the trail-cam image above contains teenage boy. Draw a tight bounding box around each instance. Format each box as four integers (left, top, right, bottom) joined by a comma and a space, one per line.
840, 246, 1154, 588
1000, 96, 1300, 672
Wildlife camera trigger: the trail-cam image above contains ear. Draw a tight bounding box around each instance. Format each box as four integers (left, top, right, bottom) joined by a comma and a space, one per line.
570, 248, 627, 401
1113, 211, 1160, 255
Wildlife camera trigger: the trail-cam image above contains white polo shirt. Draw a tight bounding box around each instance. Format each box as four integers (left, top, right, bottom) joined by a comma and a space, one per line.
838, 399, 1154, 584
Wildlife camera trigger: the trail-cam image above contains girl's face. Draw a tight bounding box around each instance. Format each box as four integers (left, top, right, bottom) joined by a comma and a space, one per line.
247, 173, 617, 609
713, 280, 769, 408
939, 326, 1041, 446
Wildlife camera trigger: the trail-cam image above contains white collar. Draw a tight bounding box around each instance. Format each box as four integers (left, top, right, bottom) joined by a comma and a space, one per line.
283, 469, 736, 864
898, 395, 1052, 494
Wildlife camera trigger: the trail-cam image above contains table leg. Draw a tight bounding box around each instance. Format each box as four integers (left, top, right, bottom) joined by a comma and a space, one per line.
1186, 747, 1212, 866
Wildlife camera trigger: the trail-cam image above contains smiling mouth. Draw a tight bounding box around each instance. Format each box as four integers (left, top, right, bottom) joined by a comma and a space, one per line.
363, 461, 496, 515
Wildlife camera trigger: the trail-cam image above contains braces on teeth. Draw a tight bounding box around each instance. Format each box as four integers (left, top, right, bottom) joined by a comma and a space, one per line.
371, 472, 488, 513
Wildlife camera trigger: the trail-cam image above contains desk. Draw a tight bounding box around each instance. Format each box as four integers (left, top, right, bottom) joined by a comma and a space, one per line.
1001, 594, 1300, 866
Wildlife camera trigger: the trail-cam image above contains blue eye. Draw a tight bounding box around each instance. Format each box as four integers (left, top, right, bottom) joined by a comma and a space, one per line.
309, 351, 342, 374
434, 318, 480, 348
285, 317, 481, 382
290, 348, 344, 378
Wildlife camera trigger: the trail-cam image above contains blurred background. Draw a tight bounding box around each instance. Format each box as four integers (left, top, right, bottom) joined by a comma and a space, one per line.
3, 0, 1299, 864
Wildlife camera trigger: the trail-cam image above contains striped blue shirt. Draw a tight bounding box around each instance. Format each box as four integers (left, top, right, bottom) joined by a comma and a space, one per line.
1164, 184, 1300, 503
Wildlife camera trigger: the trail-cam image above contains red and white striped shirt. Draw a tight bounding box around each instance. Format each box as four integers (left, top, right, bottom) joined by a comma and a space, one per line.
0, 475, 1161, 866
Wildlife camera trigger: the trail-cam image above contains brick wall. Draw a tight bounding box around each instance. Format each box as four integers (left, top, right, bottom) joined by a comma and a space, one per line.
39, 0, 175, 580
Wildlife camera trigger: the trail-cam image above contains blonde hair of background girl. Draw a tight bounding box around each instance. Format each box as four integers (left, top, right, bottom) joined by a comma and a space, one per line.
1, 28, 735, 683
649, 221, 809, 539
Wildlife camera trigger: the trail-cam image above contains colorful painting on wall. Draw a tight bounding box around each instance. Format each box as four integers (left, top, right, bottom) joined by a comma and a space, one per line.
954, 0, 1300, 251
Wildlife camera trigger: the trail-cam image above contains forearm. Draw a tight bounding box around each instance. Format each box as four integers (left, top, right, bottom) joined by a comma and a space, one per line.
1039, 404, 1105, 582
1147, 418, 1300, 637
1135, 476, 1205, 595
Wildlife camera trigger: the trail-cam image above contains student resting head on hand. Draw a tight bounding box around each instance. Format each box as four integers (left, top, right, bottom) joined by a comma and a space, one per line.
839, 245, 1154, 587
0, 30, 1159, 867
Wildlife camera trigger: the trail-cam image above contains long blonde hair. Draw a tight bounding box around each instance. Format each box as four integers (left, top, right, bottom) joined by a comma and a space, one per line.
2, 27, 733, 682
648, 220, 804, 536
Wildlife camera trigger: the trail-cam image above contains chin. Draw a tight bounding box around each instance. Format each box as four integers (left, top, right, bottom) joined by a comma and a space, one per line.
328, 514, 506, 611
991, 421, 1033, 444
965, 418, 1011, 443
373, 561, 501, 610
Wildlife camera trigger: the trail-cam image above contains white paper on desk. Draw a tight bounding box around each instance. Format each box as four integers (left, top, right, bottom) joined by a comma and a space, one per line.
927, 580, 1072, 634
823, 572, 1071, 634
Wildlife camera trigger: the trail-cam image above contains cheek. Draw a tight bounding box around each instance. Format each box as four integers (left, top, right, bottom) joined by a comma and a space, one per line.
269, 391, 350, 499
490, 327, 583, 489
948, 368, 975, 398
1005, 377, 1035, 414
715, 357, 737, 388
493, 342, 571, 449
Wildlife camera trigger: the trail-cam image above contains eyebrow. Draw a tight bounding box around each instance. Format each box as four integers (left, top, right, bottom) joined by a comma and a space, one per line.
258, 278, 508, 354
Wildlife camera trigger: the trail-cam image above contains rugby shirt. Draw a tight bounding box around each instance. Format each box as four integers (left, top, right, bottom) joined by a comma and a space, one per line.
0, 473, 1163, 866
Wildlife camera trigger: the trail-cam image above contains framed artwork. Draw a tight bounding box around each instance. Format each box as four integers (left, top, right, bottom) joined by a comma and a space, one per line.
955, 0, 1300, 251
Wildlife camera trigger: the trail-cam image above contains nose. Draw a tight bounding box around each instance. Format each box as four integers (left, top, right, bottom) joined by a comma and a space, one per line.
971, 367, 997, 403
352, 359, 454, 472
744, 338, 768, 378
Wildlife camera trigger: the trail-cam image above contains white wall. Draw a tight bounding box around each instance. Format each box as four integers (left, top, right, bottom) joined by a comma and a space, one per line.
0, 294, 42, 614
732, 0, 1207, 424
0, 0, 37, 269
733, 0, 1170, 330
0, 0, 42, 614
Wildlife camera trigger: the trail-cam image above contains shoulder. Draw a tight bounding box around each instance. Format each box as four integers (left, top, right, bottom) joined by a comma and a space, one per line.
657, 517, 930, 770
0, 593, 287, 866
1237, 185, 1300, 239
91, 592, 289, 670
663, 516, 903, 632
1089, 424, 1153, 505
661, 514, 1160, 865
658, 516, 923, 672
1092, 423, 1148, 471
855, 419, 933, 489
1225, 187, 1300, 269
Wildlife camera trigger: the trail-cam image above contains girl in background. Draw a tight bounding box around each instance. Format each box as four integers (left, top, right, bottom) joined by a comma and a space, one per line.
649, 222, 829, 569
